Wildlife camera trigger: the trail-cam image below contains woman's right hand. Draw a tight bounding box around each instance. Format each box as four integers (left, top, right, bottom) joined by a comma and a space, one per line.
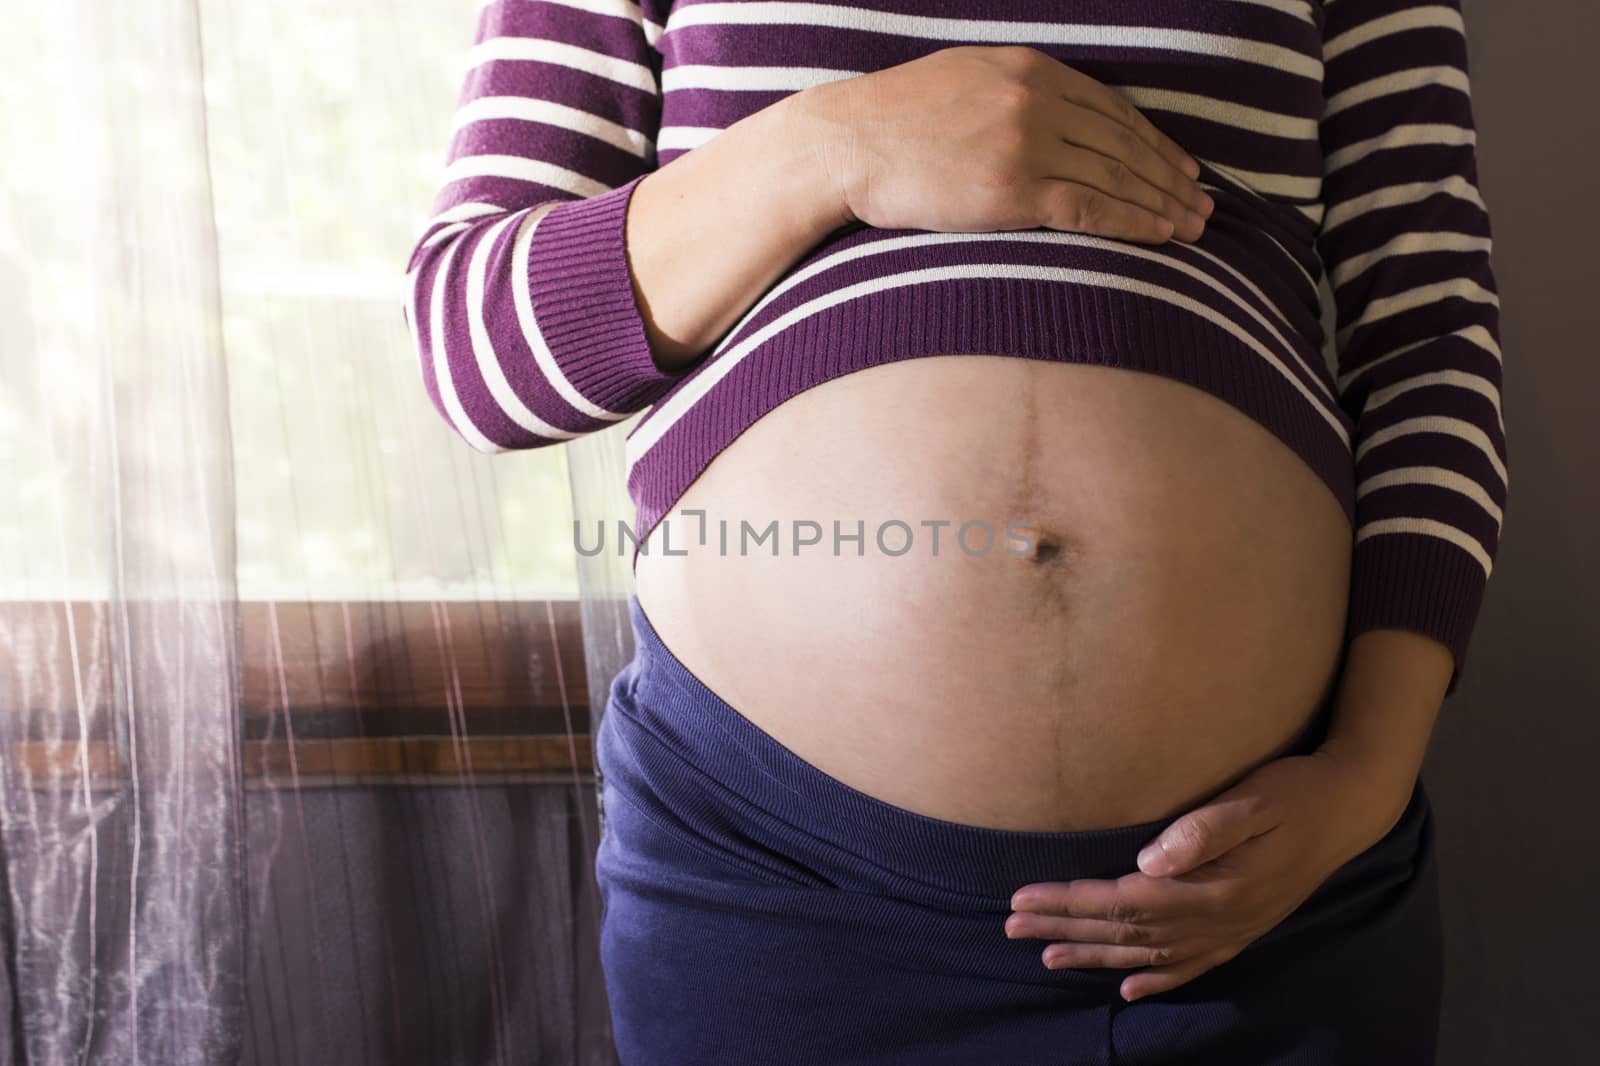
798, 45, 1214, 245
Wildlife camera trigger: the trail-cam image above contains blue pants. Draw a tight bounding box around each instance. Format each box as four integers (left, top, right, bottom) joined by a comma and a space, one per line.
594, 596, 1442, 1065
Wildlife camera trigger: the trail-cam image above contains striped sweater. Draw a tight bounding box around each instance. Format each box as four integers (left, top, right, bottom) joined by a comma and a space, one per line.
402, 0, 1508, 696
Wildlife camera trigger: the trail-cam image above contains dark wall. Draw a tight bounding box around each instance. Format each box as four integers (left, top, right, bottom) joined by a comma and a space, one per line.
1426, 3, 1600, 1062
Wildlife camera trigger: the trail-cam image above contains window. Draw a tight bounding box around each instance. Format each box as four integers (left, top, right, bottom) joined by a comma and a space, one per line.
1, 1, 593, 783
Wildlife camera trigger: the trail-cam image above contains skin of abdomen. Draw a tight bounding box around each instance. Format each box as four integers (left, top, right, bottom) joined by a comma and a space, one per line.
633, 354, 1353, 832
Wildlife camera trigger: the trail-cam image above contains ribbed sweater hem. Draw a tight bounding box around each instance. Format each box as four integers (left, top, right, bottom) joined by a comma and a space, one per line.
626, 277, 1358, 547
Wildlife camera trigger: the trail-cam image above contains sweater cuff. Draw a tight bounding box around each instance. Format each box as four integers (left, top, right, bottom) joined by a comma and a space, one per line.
1344, 533, 1489, 699
526, 174, 691, 413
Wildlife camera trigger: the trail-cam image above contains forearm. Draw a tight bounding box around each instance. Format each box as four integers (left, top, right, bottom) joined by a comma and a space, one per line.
1320, 628, 1454, 833
626, 88, 854, 372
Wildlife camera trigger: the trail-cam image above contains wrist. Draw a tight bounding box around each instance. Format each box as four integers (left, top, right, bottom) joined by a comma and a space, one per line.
1312, 630, 1445, 850
1313, 735, 1418, 848
781, 80, 865, 230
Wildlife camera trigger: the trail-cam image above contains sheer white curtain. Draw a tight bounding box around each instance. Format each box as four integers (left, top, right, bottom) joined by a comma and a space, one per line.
0, 2, 628, 1062
566, 424, 640, 835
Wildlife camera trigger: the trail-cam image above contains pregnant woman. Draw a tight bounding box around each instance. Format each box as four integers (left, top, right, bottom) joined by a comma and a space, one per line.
404, 1, 1508, 1062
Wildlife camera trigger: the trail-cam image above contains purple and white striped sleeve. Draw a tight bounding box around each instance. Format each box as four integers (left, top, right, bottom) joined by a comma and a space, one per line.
1315, 0, 1509, 696
401, 0, 685, 454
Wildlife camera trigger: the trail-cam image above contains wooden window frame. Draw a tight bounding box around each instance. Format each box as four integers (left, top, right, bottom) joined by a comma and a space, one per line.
1, 599, 595, 787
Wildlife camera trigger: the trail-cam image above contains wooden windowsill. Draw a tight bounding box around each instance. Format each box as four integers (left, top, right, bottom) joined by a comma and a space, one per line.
0, 599, 600, 786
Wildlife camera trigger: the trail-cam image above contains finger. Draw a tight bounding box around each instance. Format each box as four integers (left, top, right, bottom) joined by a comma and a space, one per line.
1004, 902, 1203, 947
1011, 872, 1210, 924
1034, 181, 1177, 245
1137, 790, 1278, 878
1044, 96, 1210, 217
1044, 62, 1201, 181
1041, 140, 1206, 241
1042, 940, 1200, 971
1120, 946, 1241, 1002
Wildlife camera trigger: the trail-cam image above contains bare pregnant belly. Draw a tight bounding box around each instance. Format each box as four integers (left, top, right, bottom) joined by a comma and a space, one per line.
633, 355, 1354, 831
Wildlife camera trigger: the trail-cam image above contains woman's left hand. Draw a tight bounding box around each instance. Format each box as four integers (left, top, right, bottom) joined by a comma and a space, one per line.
1003, 742, 1412, 1002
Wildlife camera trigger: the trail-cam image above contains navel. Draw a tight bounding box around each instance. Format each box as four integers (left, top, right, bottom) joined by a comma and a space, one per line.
1031, 537, 1065, 565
